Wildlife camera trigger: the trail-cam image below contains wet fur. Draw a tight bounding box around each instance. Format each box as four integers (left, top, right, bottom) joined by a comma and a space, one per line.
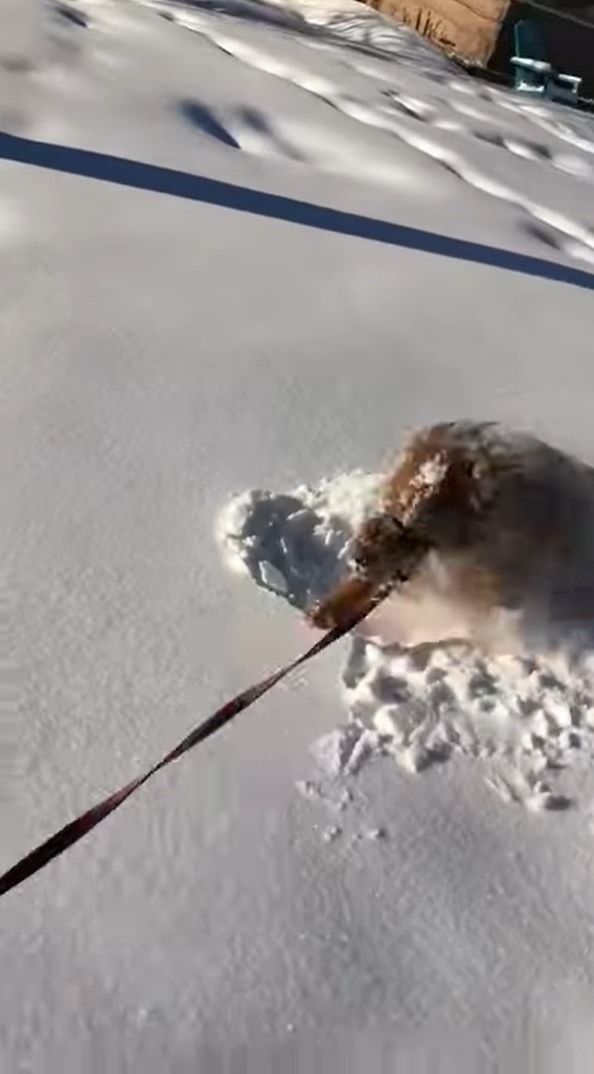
309, 422, 594, 653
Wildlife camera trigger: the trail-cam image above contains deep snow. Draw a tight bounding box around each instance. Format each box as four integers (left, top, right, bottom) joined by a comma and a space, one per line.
4, 0, 594, 1070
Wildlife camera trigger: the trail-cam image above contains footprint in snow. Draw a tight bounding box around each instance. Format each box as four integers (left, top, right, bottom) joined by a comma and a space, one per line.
179, 99, 240, 149
218, 471, 594, 810
51, 2, 89, 29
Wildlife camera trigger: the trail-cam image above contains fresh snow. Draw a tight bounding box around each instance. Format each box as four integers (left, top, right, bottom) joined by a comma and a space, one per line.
219, 469, 594, 809
4, 0, 594, 1070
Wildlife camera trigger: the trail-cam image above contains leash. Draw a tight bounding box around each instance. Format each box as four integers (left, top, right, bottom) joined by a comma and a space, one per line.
0, 609, 371, 898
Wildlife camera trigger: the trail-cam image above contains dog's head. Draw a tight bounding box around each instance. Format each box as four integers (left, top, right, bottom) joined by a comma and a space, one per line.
308, 424, 503, 632
309, 515, 430, 631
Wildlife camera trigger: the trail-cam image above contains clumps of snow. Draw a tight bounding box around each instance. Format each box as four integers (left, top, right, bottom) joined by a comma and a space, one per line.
340, 634, 594, 807
295, 775, 385, 843
321, 824, 341, 843
320, 637, 594, 808
295, 778, 323, 800
219, 470, 594, 809
312, 723, 380, 777
217, 470, 383, 611
365, 826, 386, 840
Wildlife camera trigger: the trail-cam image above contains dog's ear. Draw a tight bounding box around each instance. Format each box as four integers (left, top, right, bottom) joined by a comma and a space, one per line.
382, 430, 452, 527
382, 429, 496, 548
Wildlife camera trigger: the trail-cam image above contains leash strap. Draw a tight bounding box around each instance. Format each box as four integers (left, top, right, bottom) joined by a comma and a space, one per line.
0, 613, 366, 898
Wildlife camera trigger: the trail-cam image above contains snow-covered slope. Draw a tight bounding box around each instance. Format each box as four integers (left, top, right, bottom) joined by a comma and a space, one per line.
4, 0, 594, 1070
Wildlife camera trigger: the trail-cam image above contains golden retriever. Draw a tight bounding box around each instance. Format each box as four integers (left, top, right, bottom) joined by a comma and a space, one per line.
309, 422, 594, 653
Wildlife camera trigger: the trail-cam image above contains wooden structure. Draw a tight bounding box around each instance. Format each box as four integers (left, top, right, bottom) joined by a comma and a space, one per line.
360, 0, 594, 100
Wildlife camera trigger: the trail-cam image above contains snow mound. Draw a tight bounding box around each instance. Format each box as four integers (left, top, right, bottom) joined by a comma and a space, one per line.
217, 470, 383, 608
219, 472, 594, 808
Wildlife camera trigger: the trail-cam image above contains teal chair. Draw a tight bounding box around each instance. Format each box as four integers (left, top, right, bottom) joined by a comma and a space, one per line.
511, 19, 581, 104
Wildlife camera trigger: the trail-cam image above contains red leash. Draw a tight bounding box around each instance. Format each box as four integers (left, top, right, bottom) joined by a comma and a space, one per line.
0, 612, 367, 898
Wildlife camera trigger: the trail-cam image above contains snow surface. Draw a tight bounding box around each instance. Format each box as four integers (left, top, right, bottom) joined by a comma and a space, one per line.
219, 468, 594, 810
4, 0, 594, 1070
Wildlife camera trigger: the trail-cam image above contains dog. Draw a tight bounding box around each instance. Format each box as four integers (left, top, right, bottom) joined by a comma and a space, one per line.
308, 422, 594, 653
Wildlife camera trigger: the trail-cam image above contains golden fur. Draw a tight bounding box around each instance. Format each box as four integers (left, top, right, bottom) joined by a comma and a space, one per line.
309, 422, 594, 652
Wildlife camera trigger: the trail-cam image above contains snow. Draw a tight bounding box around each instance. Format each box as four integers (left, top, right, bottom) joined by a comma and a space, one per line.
219, 467, 594, 808
4, 0, 594, 1069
